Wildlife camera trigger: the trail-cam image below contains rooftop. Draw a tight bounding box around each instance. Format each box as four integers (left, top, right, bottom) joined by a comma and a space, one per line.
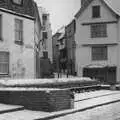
0, 0, 35, 18
75, 0, 120, 18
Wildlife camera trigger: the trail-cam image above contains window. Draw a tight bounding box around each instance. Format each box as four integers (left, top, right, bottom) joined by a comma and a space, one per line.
0, 52, 9, 74
92, 46, 107, 61
92, 6, 100, 18
91, 24, 107, 38
42, 14, 47, 25
12, 0, 23, 5
42, 32, 48, 39
42, 14, 47, 21
15, 19, 23, 45
0, 15, 2, 40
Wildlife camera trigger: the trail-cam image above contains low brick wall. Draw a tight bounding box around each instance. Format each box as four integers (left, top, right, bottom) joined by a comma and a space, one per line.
0, 88, 72, 112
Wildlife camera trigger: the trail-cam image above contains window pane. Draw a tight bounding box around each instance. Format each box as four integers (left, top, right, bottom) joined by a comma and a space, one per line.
92, 6, 100, 18
42, 32, 48, 39
91, 24, 107, 38
0, 15, 2, 39
15, 19, 23, 42
42, 14, 47, 21
15, 31, 19, 41
92, 46, 107, 60
0, 52, 9, 74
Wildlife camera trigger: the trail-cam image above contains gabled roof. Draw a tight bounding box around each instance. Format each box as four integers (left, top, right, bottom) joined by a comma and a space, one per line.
0, 0, 35, 18
104, 0, 120, 16
58, 32, 65, 41
75, 0, 120, 18
33, 2, 42, 26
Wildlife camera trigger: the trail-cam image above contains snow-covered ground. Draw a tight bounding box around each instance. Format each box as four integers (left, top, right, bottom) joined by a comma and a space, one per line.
53, 101, 120, 120
0, 77, 93, 86
74, 91, 120, 109
0, 109, 49, 120
0, 104, 23, 112
74, 90, 120, 101
0, 87, 61, 91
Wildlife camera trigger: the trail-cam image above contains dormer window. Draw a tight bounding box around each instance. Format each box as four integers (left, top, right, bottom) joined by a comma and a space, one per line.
12, 0, 23, 5
92, 5, 100, 18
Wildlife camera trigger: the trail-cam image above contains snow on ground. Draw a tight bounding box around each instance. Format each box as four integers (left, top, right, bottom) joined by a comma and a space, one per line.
52, 101, 120, 120
0, 104, 23, 112
0, 87, 61, 91
0, 110, 49, 120
0, 77, 93, 86
74, 91, 120, 109
74, 90, 120, 101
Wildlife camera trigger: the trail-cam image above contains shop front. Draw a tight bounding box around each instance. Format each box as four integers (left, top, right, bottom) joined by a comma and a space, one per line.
83, 65, 116, 84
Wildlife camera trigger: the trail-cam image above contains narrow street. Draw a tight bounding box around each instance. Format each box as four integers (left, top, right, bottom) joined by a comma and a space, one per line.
52, 92, 120, 120
52, 101, 120, 120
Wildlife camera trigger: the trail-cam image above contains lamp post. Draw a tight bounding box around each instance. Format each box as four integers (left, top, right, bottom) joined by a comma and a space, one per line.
56, 44, 60, 78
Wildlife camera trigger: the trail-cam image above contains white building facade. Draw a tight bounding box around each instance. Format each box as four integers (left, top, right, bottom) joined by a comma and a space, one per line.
75, 0, 120, 83
0, 0, 35, 79
38, 7, 52, 62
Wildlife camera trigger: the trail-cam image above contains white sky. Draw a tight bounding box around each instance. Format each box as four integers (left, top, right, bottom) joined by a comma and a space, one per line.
34, 0, 80, 34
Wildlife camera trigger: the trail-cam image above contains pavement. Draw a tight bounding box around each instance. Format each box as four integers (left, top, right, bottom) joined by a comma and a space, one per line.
0, 104, 24, 114
0, 90, 119, 120
74, 90, 120, 102
53, 101, 120, 120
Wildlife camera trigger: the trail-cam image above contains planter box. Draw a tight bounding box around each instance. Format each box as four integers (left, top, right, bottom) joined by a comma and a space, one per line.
0, 88, 72, 112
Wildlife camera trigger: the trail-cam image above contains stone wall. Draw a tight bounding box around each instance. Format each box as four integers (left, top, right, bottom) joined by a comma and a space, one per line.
0, 88, 72, 112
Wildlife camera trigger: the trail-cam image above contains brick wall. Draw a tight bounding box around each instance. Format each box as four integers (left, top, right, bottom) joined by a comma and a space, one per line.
0, 89, 72, 112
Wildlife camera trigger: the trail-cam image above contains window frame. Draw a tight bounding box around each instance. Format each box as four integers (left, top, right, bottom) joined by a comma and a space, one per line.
0, 52, 9, 75
15, 18, 23, 45
91, 23, 107, 38
92, 5, 100, 18
91, 46, 108, 61
42, 14, 47, 25
0, 15, 2, 41
42, 31, 48, 39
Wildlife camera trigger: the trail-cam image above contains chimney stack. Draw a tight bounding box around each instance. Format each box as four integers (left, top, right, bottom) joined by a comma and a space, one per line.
81, 0, 87, 7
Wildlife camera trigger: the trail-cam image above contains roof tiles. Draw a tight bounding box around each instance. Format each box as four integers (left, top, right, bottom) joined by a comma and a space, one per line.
0, 0, 35, 17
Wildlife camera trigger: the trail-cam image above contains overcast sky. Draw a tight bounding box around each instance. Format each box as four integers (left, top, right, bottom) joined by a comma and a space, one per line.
35, 0, 80, 34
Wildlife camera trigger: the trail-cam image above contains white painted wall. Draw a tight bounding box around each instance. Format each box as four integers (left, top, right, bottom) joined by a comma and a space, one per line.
75, 0, 119, 81
0, 11, 35, 78
38, 7, 53, 62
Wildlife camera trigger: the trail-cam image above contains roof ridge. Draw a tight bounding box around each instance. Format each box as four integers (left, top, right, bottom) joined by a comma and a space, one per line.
0, 0, 35, 17
75, 0, 93, 18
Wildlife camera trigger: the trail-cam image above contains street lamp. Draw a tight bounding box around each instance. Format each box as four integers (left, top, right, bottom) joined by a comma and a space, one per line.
56, 44, 60, 78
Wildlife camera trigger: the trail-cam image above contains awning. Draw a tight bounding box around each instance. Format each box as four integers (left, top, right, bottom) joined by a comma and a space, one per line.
84, 64, 116, 69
